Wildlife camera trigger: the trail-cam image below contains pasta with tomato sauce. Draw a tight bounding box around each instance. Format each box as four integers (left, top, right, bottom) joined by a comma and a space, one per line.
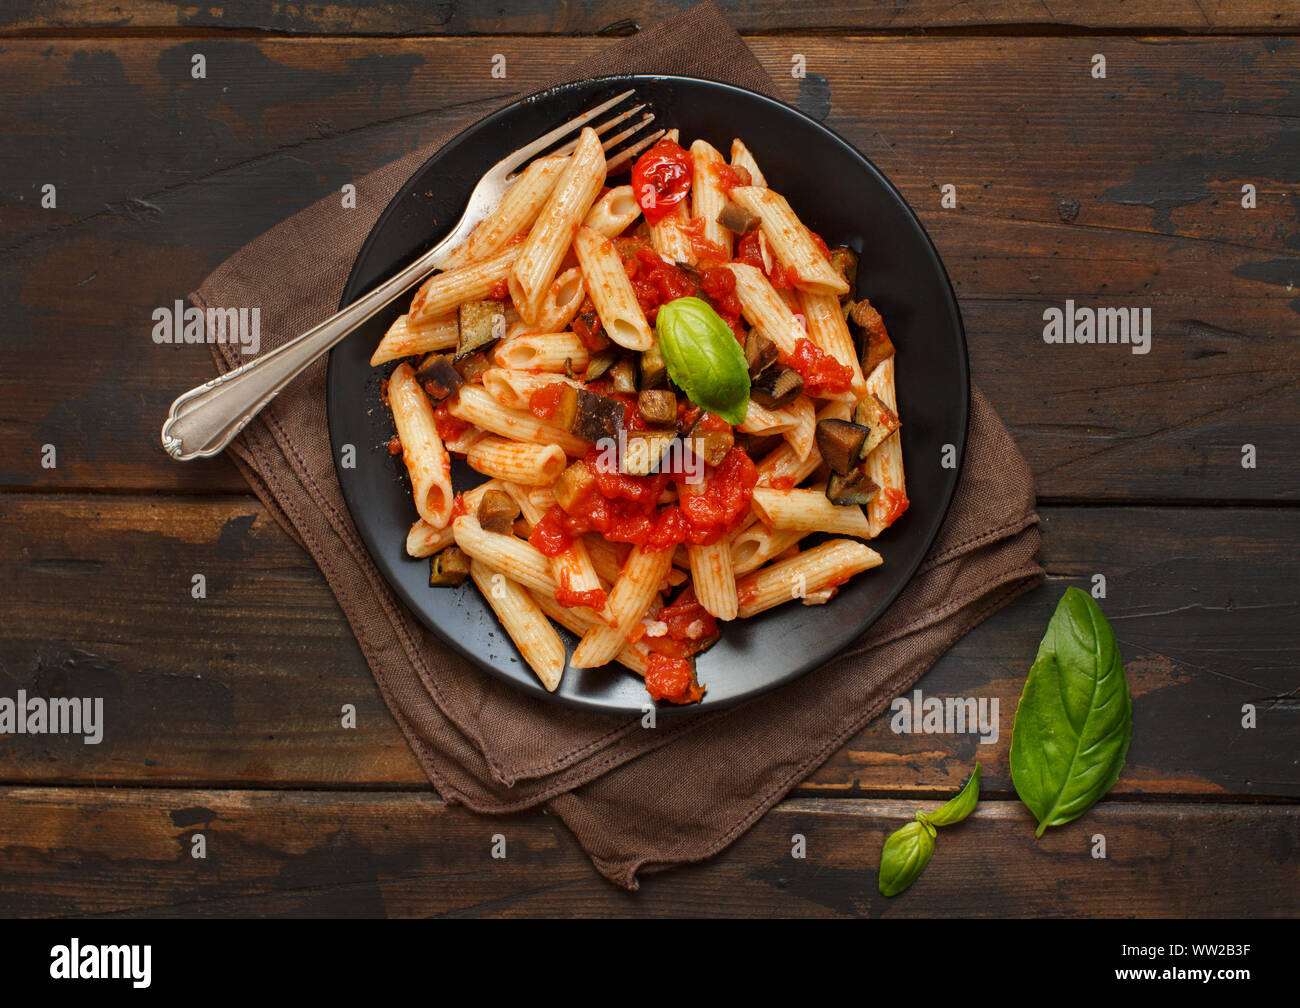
374, 125, 904, 704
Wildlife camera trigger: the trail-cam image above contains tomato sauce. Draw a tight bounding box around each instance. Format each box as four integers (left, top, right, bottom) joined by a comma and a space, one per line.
555, 569, 608, 612
433, 399, 471, 443
386, 435, 403, 456
699, 266, 745, 341
709, 161, 751, 193
630, 139, 693, 224
644, 587, 719, 660
679, 216, 728, 261
528, 382, 567, 420
781, 337, 854, 397
628, 246, 696, 323
879, 487, 910, 527
643, 653, 704, 704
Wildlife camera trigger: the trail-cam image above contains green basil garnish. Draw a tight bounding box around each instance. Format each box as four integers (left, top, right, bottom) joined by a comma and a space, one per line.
877, 763, 981, 897
877, 816, 936, 898
654, 297, 750, 425
923, 762, 982, 827
1010, 587, 1132, 837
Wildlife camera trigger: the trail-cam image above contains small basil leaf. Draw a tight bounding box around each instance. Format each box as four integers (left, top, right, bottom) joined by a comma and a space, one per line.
923, 762, 982, 828
655, 296, 750, 425
1010, 587, 1132, 837
877, 817, 937, 897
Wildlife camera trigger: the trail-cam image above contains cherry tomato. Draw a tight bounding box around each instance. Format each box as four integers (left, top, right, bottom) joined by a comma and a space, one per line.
630, 139, 693, 224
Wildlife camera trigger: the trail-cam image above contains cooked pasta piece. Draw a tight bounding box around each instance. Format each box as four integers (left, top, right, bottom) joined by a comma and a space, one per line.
509, 127, 606, 323
448, 385, 587, 457
481, 368, 580, 412
690, 139, 732, 257
494, 331, 590, 372
798, 288, 866, 396
442, 154, 567, 269
387, 362, 453, 528
583, 184, 642, 238
406, 519, 455, 558
370, 312, 458, 366
730, 138, 767, 188
466, 435, 566, 486
726, 263, 803, 355
533, 267, 587, 333
573, 225, 655, 350
452, 514, 554, 594
751, 485, 874, 538
409, 244, 519, 324
736, 539, 882, 618
729, 186, 848, 297
863, 355, 909, 535
571, 546, 674, 668
470, 559, 566, 691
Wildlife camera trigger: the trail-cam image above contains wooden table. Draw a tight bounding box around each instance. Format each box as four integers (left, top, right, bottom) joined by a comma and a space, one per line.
0, 2, 1295, 917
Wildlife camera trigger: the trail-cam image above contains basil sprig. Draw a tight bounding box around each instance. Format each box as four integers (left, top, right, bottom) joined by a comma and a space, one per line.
1011, 588, 1131, 836
877, 763, 981, 897
654, 297, 750, 425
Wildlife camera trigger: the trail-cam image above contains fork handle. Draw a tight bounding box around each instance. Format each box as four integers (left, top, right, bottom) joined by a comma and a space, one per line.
161, 239, 454, 461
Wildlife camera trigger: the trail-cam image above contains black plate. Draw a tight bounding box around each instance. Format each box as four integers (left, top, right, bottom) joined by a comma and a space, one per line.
327, 74, 969, 716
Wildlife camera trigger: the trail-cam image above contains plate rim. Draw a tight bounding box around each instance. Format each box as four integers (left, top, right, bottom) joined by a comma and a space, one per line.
327, 72, 970, 716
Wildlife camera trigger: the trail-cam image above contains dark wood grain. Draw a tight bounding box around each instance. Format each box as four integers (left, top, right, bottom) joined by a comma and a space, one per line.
1, 36, 1294, 499
3, 494, 1294, 797
1, 1, 1297, 36
0, 788, 1293, 917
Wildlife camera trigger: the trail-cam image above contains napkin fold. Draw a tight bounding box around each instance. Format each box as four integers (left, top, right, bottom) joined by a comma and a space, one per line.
194, 0, 1042, 889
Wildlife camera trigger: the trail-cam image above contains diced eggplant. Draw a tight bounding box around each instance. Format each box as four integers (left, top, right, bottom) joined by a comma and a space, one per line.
853, 393, 902, 457
621, 430, 678, 476
429, 545, 471, 587
414, 352, 463, 401
553, 460, 596, 514
750, 367, 803, 409
476, 488, 519, 535
734, 431, 783, 459
638, 389, 678, 427
609, 357, 638, 395
452, 348, 492, 385
717, 201, 758, 235
826, 469, 880, 507
684, 414, 734, 467
815, 419, 871, 475
547, 384, 580, 431
640, 341, 668, 389
848, 298, 895, 375
456, 299, 504, 358
744, 330, 779, 378
585, 347, 617, 381
572, 300, 612, 353
570, 388, 625, 444
829, 247, 859, 302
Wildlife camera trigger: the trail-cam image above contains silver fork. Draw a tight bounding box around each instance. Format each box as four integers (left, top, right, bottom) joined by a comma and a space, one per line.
161, 89, 663, 461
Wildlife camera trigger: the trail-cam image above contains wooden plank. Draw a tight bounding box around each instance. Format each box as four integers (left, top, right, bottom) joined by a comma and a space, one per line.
1, 1, 1296, 36
2, 494, 1294, 797
0, 788, 1292, 916
0, 36, 1294, 498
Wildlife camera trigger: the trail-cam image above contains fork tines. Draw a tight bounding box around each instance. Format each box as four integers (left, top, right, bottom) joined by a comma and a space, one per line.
528, 89, 663, 177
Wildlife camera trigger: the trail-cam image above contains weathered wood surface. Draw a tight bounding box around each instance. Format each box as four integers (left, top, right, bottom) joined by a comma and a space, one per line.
0, 36, 1295, 500
1, 1, 1297, 36
3, 494, 1294, 797
0, 788, 1293, 917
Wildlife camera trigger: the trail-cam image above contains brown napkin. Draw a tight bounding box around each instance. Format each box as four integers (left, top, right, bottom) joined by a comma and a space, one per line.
193, 0, 1042, 889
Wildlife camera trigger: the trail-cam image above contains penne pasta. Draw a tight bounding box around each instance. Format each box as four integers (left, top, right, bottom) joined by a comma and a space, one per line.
573, 225, 655, 350
756, 399, 851, 485
798, 288, 867, 396
583, 184, 642, 238
729, 522, 804, 576
730, 186, 848, 297
727, 263, 804, 355
406, 518, 455, 558
387, 362, 454, 528
448, 385, 588, 457
533, 267, 587, 333
571, 546, 674, 668
452, 514, 554, 594
466, 435, 566, 486
751, 485, 875, 538
863, 355, 909, 536
739, 399, 799, 436
690, 139, 733, 257
493, 330, 590, 373
509, 127, 606, 323
780, 395, 818, 460
736, 539, 883, 618
470, 559, 565, 691
442, 154, 567, 269
409, 244, 519, 324
481, 368, 579, 412
527, 588, 650, 675
730, 138, 767, 188
369, 312, 458, 366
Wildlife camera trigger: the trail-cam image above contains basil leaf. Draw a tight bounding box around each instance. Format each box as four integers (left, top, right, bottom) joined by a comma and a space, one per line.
1010, 587, 1132, 837
877, 816, 936, 897
655, 297, 750, 425
923, 762, 982, 827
